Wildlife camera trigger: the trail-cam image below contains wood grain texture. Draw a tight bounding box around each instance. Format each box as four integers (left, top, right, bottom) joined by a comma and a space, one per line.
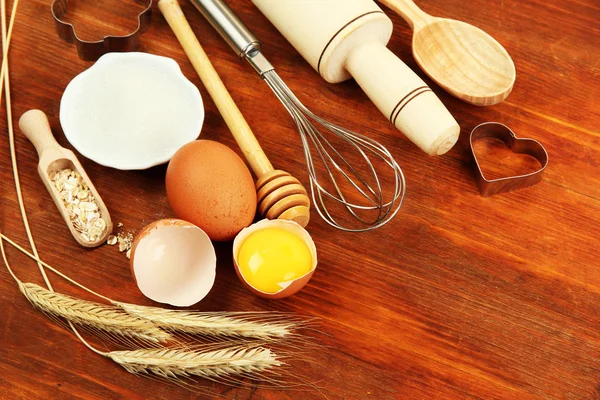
0, 0, 599, 399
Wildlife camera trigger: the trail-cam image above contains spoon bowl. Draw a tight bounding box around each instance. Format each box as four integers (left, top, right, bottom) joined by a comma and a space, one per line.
380, 0, 516, 105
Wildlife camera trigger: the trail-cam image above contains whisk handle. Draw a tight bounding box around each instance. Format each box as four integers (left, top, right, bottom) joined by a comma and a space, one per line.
159, 0, 274, 177
189, 0, 261, 58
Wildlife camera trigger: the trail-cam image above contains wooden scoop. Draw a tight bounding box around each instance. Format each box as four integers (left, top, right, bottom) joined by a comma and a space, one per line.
159, 0, 310, 227
379, 0, 516, 106
19, 110, 113, 247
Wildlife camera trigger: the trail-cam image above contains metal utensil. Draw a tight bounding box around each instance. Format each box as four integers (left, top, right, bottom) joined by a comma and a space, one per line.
188, 0, 405, 232
378, 0, 516, 106
51, 0, 153, 61
470, 122, 548, 196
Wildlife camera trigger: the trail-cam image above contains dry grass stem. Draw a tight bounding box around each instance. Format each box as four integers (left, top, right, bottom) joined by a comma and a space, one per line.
19, 282, 171, 344
117, 303, 302, 340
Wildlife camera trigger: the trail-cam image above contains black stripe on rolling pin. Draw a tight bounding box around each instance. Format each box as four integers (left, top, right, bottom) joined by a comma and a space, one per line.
390, 87, 432, 126
389, 86, 428, 124
317, 11, 385, 75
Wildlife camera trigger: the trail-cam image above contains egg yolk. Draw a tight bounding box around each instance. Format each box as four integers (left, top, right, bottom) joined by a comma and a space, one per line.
237, 228, 313, 294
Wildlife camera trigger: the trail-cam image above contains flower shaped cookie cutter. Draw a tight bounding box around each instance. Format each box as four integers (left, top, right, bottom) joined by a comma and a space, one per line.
51, 0, 153, 61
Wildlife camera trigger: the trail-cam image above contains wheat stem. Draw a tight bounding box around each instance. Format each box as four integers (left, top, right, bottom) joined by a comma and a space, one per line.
0, 233, 111, 301
0, 0, 49, 289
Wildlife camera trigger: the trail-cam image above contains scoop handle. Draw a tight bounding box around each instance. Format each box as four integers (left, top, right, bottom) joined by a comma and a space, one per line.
377, 0, 433, 31
19, 110, 61, 159
345, 42, 459, 155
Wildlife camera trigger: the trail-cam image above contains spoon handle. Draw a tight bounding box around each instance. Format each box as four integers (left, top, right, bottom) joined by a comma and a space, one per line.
378, 0, 433, 31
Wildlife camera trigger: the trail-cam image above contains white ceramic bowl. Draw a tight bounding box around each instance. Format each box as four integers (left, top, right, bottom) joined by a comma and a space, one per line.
60, 52, 204, 170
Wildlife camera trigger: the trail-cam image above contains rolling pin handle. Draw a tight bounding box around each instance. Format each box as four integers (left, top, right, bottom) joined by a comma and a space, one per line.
345, 42, 459, 155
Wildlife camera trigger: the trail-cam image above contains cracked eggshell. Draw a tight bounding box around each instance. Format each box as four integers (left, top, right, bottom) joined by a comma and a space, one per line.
130, 219, 216, 307
232, 219, 317, 300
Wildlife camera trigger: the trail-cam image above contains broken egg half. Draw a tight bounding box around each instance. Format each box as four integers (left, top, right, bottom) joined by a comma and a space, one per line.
130, 219, 216, 307
232, 219, 317, 299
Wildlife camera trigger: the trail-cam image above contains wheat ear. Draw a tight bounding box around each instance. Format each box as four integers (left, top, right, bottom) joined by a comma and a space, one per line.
19, 282, 172, 344
117, 302, 304, 340
109, 345, 281, 382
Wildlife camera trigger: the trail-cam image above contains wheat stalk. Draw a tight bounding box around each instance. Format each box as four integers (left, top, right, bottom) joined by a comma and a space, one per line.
117, 302, 302, 340
109, 345, 281, 381
19, 282, 172, 344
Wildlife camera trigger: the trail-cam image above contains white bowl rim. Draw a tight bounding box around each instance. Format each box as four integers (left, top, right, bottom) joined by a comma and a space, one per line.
60, 52, 204, 170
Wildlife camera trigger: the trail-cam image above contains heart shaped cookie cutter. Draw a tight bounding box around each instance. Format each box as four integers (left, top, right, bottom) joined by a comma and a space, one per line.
470, 122, 548, 196
51, 0, 153, 61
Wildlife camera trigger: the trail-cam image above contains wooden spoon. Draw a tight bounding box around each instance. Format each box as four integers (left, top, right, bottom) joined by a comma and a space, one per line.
19, 110, 113, 247
159, 0, 310, 227
379, 0, 516, 106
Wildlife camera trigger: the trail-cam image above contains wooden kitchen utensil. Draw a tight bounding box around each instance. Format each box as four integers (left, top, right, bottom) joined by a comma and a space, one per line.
19, 110, 113, 247
378, 0, 516, 106
252, 0, 460, 156
159, 0, 310, 227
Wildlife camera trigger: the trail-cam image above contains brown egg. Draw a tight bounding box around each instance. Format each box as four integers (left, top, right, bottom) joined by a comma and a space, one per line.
166, 140, 257, 241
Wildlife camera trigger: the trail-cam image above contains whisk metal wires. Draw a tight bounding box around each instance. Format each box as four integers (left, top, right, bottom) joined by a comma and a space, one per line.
262, 70, 405, 232
190, 0, 406, 232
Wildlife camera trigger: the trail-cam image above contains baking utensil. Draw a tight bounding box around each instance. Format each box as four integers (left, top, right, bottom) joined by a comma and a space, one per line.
158, 0, 310, 228
51, 0, 153, 61
187, 0, 406, 232
470, 122, 548, 196
18, 110, 113, 247
252, 0, 459, 156
60, 52, 204, 170
253, 0, 460, 155
378, 0, 516, 106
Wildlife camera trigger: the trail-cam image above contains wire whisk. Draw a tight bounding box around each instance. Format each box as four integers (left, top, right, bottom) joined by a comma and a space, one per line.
190, 0, 406, 231
263, 71, 405, 232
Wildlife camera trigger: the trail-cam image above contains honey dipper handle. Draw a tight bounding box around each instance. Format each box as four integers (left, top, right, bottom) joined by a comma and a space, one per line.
19, 110, 61, 159
377, 0, 433, 31
159, 0, 273, 178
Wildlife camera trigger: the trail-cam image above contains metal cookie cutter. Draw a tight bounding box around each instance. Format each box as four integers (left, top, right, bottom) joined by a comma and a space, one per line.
51, 0, 153, 61
470, 122, 549, 196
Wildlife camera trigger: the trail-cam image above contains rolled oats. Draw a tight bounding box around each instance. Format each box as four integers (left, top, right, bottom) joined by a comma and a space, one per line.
53, 168, 106, 243
117, 232, 133, 253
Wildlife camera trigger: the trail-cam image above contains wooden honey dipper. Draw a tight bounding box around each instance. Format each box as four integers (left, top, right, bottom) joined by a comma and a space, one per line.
159, 0, 310, 228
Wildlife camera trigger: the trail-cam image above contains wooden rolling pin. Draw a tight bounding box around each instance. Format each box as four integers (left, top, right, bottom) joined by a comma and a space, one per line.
252, 0, 460, 156
19, 110, 113, 247
159, 0, 310, 227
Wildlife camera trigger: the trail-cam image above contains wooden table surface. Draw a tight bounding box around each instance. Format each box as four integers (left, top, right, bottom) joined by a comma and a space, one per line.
1, 0, 599, 399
